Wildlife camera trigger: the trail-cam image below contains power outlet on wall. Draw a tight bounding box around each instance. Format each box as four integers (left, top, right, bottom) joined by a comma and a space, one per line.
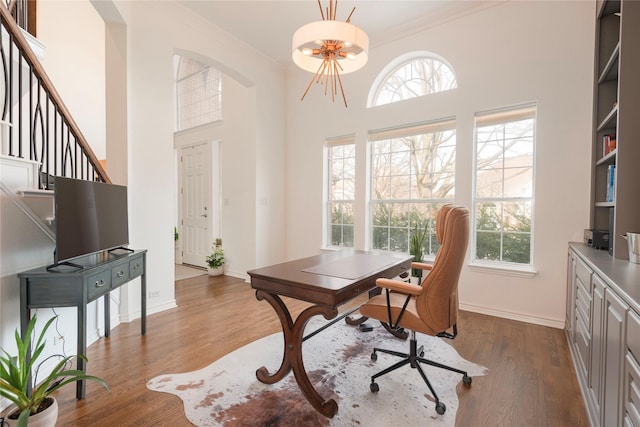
149, 290, 160, 298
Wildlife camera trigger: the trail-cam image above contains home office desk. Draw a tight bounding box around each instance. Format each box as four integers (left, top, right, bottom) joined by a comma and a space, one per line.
18, 249, 147, 399
247, 251, 412, 418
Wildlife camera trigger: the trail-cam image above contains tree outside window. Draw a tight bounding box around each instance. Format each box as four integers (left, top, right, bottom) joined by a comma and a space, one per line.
369, 121, 456, 256
474, 106, 536, 265
327, 138, 355, 247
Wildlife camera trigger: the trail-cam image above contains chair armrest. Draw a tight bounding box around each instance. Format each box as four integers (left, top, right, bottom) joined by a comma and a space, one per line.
411, 261, 433, 271
375, 278, 424, 296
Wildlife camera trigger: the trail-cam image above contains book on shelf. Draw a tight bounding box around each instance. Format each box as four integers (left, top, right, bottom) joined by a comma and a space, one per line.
606, 164, 616, 202
603, 133, 617, 156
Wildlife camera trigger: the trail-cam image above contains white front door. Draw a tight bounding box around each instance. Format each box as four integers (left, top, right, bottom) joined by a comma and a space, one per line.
180, 142, 214, 267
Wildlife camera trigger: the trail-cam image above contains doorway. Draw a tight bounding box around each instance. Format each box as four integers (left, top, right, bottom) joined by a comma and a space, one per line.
175, 132, 221, 268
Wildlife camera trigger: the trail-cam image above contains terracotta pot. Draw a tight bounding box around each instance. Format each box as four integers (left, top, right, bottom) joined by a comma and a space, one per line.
3, 397, 58, 427
207, 266, 224, 276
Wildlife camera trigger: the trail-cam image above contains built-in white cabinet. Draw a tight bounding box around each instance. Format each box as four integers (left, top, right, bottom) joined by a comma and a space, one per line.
566, 243, 640, 427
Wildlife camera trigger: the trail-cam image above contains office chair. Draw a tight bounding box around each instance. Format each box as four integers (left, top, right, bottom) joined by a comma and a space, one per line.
359, 205, 471, 415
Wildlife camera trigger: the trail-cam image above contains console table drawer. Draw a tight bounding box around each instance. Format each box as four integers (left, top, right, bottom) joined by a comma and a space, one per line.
129, 257, 144, 279
88, 271, 112, 299
111, 263, 130, 287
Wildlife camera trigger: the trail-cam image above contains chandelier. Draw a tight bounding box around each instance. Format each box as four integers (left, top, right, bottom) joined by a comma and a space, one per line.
292, 0, 369, 107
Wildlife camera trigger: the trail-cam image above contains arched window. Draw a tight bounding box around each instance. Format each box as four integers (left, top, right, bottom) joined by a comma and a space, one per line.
368, 52, 457, 107
175, 55, 222, 131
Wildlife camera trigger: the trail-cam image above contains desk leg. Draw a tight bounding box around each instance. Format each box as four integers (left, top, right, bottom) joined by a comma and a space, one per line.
345, 287, 380, 325
255, 290, 339, 418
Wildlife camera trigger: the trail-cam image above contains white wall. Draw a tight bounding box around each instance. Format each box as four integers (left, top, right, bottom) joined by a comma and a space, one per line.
38, 0, 106, 159
285, 1, 595, 327
124, 0, 287, 313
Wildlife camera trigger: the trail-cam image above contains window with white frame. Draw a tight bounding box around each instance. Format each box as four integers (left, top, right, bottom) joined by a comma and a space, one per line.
473, 105, 536, 265
326, 136, 355, 247
175, 55, 222, 131
369, 120, 456, 255
369, 52, 457, 107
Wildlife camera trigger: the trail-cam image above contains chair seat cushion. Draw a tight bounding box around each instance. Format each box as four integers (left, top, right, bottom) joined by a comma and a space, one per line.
359, 292, 438, 336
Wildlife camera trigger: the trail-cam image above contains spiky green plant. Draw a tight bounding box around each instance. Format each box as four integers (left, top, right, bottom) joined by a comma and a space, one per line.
409, 222, 428, 276
0, 316, 109, 427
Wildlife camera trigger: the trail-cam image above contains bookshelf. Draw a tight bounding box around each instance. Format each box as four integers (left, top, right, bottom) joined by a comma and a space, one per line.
591, 0, 640, 259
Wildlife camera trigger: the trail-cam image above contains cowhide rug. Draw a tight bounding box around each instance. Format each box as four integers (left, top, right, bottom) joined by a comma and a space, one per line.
147, 319, 487, 426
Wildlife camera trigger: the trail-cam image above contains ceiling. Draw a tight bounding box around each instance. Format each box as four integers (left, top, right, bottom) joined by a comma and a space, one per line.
178, 1, 502, 66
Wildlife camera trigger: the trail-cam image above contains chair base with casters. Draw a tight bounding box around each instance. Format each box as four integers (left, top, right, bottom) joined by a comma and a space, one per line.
369, 329, 472, 415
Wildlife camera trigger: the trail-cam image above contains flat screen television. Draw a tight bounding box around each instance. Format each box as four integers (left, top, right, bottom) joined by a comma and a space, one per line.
52, 176, 129, 268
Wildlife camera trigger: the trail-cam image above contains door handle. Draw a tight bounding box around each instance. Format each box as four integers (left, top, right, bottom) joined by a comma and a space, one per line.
200, 214, 208, 218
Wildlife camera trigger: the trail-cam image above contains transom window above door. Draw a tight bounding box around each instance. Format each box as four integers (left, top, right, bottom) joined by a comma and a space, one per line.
175, 55, 222, 131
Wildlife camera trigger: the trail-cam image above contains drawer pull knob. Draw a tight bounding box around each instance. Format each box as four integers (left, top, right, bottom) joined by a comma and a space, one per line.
117, 271, 125, 278
95, 279, 105, 287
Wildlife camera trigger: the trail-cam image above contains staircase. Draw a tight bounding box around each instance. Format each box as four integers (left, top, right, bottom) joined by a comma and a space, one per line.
0, 0, 109, 236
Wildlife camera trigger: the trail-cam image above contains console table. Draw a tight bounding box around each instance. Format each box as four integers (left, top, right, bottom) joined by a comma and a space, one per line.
18, 249, 147, 399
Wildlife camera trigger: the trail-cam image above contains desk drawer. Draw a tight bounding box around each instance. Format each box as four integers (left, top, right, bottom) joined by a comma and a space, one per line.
88, 270, 112, 300
112, 263, 130, 286
129, 256, 144, 279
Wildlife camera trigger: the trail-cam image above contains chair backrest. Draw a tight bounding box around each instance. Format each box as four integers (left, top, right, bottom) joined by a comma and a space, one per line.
435, 204, 454, 244
415, 206, 469, 333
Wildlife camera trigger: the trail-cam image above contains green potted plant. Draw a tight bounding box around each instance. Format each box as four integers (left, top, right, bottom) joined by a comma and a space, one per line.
0, 316, 109, 427
409, 222, 428, 278
205, 244, 225, 276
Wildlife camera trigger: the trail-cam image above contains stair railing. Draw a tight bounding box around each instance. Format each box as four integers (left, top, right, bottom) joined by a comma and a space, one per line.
0, 1, 110, 188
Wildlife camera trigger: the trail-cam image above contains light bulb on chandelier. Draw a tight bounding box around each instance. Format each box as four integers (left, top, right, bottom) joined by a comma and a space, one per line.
292, 0, 369, 107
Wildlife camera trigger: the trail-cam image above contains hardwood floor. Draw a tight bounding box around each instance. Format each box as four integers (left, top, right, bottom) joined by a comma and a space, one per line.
54, 275, 589, 426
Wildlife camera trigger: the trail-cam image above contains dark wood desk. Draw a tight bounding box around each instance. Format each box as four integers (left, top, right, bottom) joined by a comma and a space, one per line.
247, 251, 412, 418
18, 249, 147, 399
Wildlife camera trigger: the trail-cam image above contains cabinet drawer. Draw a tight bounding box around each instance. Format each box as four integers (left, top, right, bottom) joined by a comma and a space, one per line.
624, 353, 640, 427
129, 257, 144, 279
576, 282, 592, 326
87, 270, 111, 300
629, 311, 640, 361
111, 263, 130, 287
575, 315, 591, 377
575, 257, 593, 293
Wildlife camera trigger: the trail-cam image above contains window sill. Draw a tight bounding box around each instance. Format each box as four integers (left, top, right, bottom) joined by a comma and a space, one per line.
467, 262, 538, 278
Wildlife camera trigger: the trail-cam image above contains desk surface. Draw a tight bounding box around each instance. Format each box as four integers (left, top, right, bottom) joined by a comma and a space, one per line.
248, 250, 412, 307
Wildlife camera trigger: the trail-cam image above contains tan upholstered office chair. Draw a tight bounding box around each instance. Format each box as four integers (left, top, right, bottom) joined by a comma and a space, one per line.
359, 205, 471, 415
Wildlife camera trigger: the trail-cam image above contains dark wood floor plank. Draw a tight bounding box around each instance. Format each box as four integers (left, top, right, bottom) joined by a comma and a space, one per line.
52, 274, 588, 426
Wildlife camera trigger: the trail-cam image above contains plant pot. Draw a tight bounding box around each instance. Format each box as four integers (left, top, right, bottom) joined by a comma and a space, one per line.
3, 397, 58, 427
207, 266, 223, 276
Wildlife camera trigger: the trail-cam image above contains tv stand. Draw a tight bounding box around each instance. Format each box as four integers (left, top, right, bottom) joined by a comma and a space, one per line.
18, 249, 147, 399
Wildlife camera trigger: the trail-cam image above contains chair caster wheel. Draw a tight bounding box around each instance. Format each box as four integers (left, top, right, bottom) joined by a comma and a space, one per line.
370, 382, 379, 393
463, 374, 472, 386
371, 352, 377, 361
435, 401, 446, 415
419, 351, 425, 357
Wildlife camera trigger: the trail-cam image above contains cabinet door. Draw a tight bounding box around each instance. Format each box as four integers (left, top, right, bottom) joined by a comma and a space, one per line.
590, 274, 606, 416
625, 310, 640, 427
603, 288, 629, 427
567, 250, 577, 338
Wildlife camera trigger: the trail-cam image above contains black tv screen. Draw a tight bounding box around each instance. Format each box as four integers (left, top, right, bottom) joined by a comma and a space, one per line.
54, 177, 129, 264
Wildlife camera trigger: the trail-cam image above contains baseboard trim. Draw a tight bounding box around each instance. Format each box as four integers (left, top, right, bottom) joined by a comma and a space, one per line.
460, 302, 566, 329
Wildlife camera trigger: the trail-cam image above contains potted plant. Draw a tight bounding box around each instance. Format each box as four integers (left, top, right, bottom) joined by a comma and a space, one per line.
0, 316, 109, 427
206, 244, 225, 276
409, 222, 428, 278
